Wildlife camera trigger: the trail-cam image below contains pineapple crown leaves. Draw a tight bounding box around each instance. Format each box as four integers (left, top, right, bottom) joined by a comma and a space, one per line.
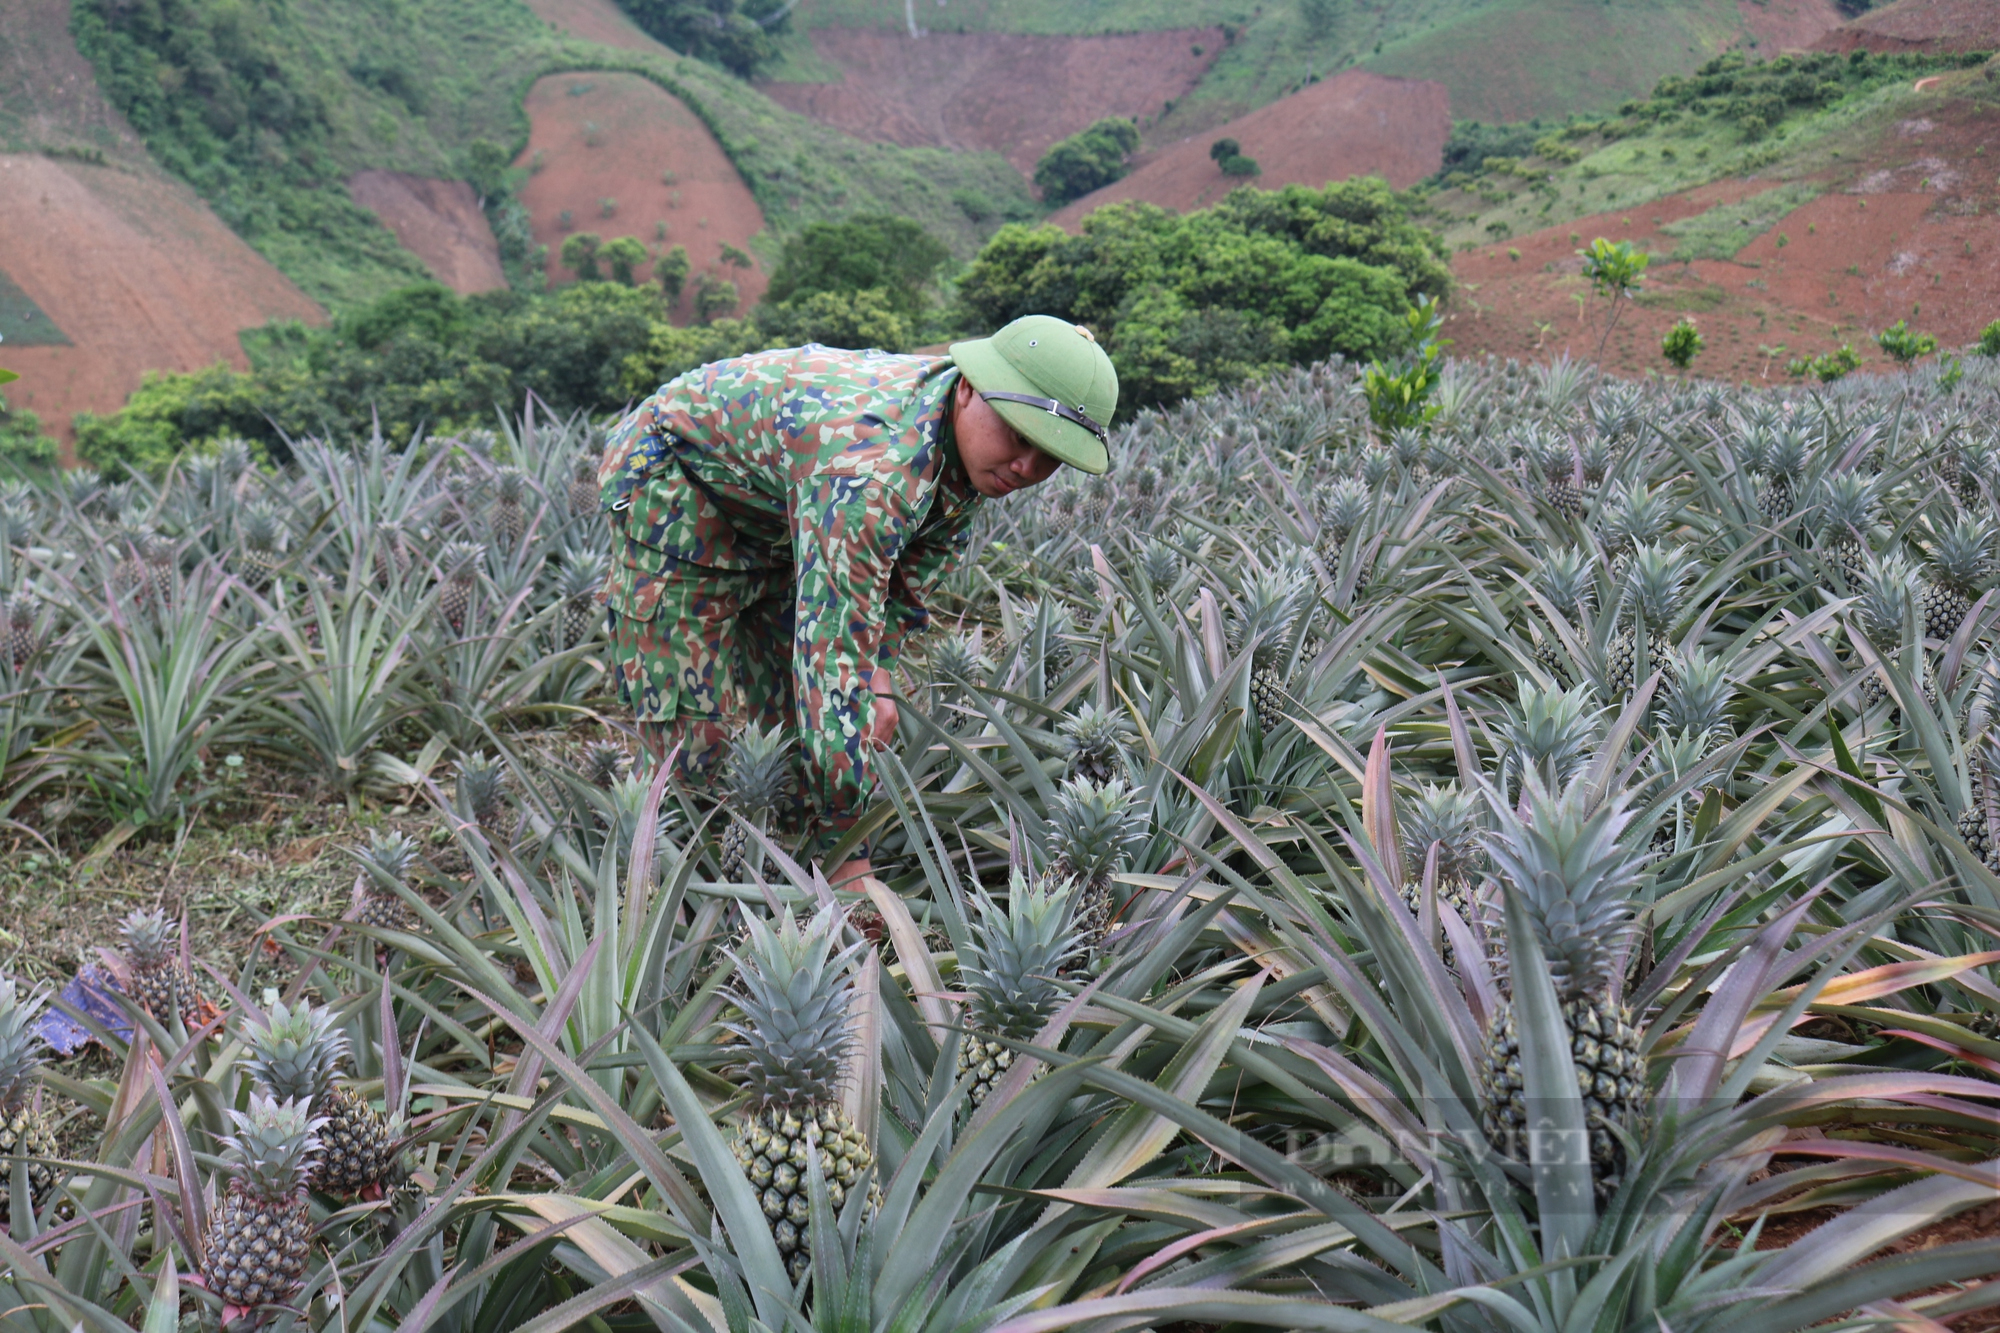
439, 540, 486, 580
1618, 543, 1697, 629
1495, 680, 1606, 792
242, 1002, 351, 1106
926, 633, 990, 685
1759, 426, 1811, 481
119, 908, 179, 966
1234, 563, 1315, 666
219, 1093, 326, 1199
720, 723, 794, 815
1656, 649, 1735, 742
1599, 483, 1675, 552
722, 907, 865, 1112
557, 550, 612, 600
1319, 478, 1370, 539
1534, 547, 1597, 620
1526, 428, 1574, 483
239, 502, 285, 551
0, 979, 50, 1111
1924, 516, 1996, 595
1399, 784, 1485, 885
1855, 549, 1919, 646
1136, 538, 1183, 592
579, 740, 631, 789
454, 754, 509, 823
492, 466, 530, 503
1477, 772, 1646, 1003
1044, 776, 1148, 881
1058, 703, 1136, 775
1816, 473, 1879, 539
961, 874, 1082, 1039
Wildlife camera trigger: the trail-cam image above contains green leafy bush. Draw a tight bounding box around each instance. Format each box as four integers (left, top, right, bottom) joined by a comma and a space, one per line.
1876, 319, 1938, 364
1661, 317, 1704, 371
958, 178, 1449, 412
1220, 154, 1262, 178
612, 0, 793, 77
762, 215, 949, 322
1978, 319, 2000, 357
1034, 119, 1141, 207
1786, 344, 1862, 382
0, 389, 59, 471
1362, 296, 1447, 432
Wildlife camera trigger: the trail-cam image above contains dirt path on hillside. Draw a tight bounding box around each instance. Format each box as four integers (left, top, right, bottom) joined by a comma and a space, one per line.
515, 72, 769, 320
1048, 71, 1450, 228
513, 0, 680, 57
756, 26, 1222, 180
348, 172, 508, 295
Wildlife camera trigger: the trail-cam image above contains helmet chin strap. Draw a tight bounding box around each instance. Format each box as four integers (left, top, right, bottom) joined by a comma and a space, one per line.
977, 390, 1109, 445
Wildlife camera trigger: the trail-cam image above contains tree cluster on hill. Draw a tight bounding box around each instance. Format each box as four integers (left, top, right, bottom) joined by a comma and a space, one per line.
958, 179, 1450, 410
1034, 119, 1142, 208
613, 0, 795, 78
1632, 48, 1987, 141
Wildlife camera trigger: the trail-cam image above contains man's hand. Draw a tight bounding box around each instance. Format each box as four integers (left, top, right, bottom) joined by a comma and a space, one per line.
867, 667, 898, 751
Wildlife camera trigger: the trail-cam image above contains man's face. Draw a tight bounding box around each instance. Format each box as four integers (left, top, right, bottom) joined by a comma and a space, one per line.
954, 377, 1064, 498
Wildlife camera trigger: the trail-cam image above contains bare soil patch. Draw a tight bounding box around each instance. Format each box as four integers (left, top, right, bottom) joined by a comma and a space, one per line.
1736, 0, 1848, 53
1048, 71, 1450, 229
348, 171, 508, 296
516, 72, 769, 320
0, 155, 323, 455
1445, 94, 2000, 382
756, 26, 1222, 180
513, 0, 680, 58
1815, 0, 2000, 54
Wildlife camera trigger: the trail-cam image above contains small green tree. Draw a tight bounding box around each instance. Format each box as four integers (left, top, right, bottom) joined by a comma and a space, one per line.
1578, 236, 1649, 363
719, 242, 754, 270
1300, 0, 1341, 35
1362, 295, 1448, 434
1034, 119, 1142, 207
1209, 138, 1241, 163
1978, 319, 2000, 358
694, 272, 739, 324
1786, 344, 1862, 382
560, 232, 604, 282
600, 236, 649, 286
1661, 317, 1704, 373
656, 244, 692, 303
1220, 153, 1261, 177
1876, 319, 1937, 364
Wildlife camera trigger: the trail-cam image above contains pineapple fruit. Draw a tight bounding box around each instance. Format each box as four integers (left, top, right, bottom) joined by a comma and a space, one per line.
1526, 547, 1594, 687
1920, 517, 1993, 643
438, 541, 485, 636
1058, 703, 1135, 784
725, 908, 875, 1282
1531, 432, 1581, 522
238, 503, 286, 589
354, 830, 421, 934
201, 1094, 323, 1311
1045, 777, 1147, 956
455, 753, 509, 832
1398, 784, 1484, 923
1315, 479, 1368, 568
569, 454, 600, 520
957, 877, 1081, 1107
1478, 776, 1649, 1199
1816, 473, 1877, 589
490, 466, 529, 550
1606, 544, 1693, 697
1237, 563, 1312, 733
3, 591, 39, 672
0, 980, 57, 1220
244, 1002, 398, 1195
556, 550, 610, 651
120, 908, 196, 1028
1756, 426, 1808, 526
717, 723, 793, 881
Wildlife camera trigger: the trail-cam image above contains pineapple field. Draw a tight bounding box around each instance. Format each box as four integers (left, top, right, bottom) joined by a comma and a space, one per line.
3, 349, 2000, 1330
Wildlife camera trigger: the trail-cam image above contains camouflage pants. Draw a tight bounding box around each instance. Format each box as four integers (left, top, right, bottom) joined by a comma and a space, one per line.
605, 562, 813, 832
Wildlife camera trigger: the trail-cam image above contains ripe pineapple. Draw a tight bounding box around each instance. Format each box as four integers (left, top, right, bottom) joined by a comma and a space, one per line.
238, 503, 286, 589
1479, 775, 1650, 1199
1816, 474, 1878, 589
0, 980, 57, 1221
438, 541, 485, 635
120, 908, 194, 1027
455, 754, 509, 832
958, 877, 1081, 1107
354, 830, 421, 933
1044, 777, 1147, 956
724, 909, 875, 1282
201, 1094, 323, 1311
1399, 784, 1484, 922
556, 550, 610, 650
490, 466, 529, 550
1920, 517, 1994, 643
245, 1002, 398, 1195
718, 724, 794, 881
570, 455, 600, 520
1756, 427, 1808, 526
1606, 544, 1693, 697
1058, 703, 1135, 784
3, 591, 39, 671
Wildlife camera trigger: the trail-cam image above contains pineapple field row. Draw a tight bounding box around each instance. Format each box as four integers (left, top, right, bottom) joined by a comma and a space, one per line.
2, 350, 2000, 1330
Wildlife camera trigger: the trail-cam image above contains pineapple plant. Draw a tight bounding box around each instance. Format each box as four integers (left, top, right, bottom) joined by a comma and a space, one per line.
570, 454, 600, 520
1756, 426, 1808, 526
556, 550, 610, 650
1816, 473, 1878, 589
1478, 775, 1650, 1199
238, 503, 286, 589
1497, 681, 1604, 792
120, 908, 195, 1027
1237, 562, 1314, 733
244, 1002, 398, 1195
200, 1094, 323, 1312
724, 908, 875, 1282
1078, 472, 1112, 528
1606, 544, 1694, 697
3, 591, 39, 671
1137, 538, 1183, 599
1655, 648, 1735, 745
1855, 550, 1927, 713
1046, 488, 1079, 536
1525, 547, 1594, 687
1044, 776, 1147, 956
580, 740, 630, 789
456, 753, 510, 832
0, 980, 57, 1220
923, 633, 989, 734
1398, 783, 1484, 923
1576, 434, 1612, 495
490, 466, 529, 549
1955, 734, 2000, 874
1530, 432, 1581, 522
354, 830, 421, 933
373, 521, 410, 587
438, 541, 485, 635
957, 876, 1081, 1107
1058, 703, 1135, 784
1920, 516, 1994, 643
717, 723, 793, 881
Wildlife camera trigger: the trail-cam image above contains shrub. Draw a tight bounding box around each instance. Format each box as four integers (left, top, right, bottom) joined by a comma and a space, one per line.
1209, 138, 1241, 163
614, 0, 792, 77
0, 390, 59, 472
693, 272, 740, 324
1786, 344, 1862, 382
656, 245, 691, 303
600, 236, 650, 286
1219, 154, 1261, 178
1978, 319, 2000, 357
762, 215, 948, 322
560, 233, 604, 282
1876, 319, 1938, 363
1662, 317, 1705, 371
1034, 119, 1141, 207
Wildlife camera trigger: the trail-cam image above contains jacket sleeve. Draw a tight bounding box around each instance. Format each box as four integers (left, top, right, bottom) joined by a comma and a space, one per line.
877, 501, 980, 667
790, 472, 919, 834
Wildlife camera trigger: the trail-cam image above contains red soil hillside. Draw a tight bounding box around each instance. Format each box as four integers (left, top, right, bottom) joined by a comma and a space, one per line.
1736, 0, 1848, 52
1814, 0, 2000, 54
515, 72, 769, 321
1048, 71, 1451, 229
0, 0, 322, 452
1443, 94, 2000, 381
348, 172, 507, 295
756, 27, 1222, 180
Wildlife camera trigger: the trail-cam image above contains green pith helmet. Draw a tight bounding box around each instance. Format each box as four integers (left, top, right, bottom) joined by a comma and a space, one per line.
950, 315, 1119, 475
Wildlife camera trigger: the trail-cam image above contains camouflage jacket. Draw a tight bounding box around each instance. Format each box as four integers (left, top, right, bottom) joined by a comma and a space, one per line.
599, 345, 984, 823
